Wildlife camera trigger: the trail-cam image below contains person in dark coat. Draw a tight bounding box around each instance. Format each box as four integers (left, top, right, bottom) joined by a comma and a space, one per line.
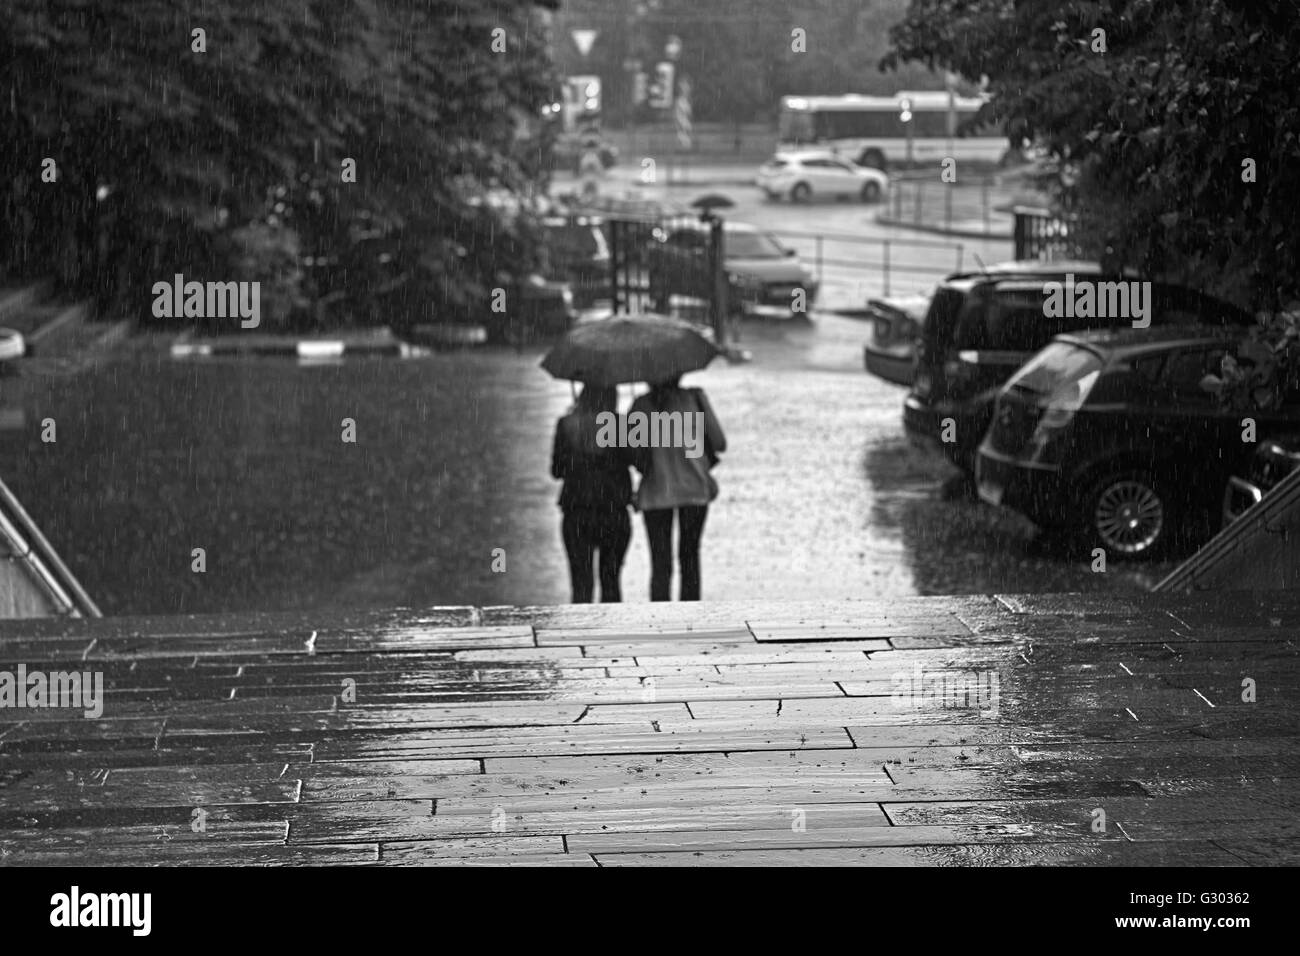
551, 383, 633, 602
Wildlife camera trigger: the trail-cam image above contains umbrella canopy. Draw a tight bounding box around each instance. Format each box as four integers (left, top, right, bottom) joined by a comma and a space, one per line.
541, 314, 719, 386
690, 193, 735, 211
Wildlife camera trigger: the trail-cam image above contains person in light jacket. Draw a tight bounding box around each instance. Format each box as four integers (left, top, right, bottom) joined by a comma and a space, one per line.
630, 376, 726, 601
551, 383, 633, 603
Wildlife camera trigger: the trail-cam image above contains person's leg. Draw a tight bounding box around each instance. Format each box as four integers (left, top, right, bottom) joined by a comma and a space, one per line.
562, 511, 595, 603
597, 509, 632, 603
677, 505, 709, 601
642, 509, 674, 601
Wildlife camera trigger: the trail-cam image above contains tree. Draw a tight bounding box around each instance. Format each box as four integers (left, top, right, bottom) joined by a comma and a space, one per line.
0, 0, 559, 325
885, 0, 1300, 312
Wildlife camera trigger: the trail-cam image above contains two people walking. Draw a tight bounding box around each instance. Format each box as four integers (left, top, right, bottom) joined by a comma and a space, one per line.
551, 377, 726, 602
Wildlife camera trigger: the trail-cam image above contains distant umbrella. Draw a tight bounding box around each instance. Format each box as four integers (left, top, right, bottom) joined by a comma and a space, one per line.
541, 314, 719, 386
691, 194, 735, 212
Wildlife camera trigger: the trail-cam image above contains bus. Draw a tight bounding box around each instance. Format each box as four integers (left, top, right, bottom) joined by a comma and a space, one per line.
777, 91, 1009, 169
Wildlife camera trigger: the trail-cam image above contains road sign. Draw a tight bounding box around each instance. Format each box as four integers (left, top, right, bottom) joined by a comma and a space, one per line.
571, 29, 598, 57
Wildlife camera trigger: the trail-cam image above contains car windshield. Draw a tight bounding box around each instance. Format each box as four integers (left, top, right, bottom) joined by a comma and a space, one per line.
545, 224, 600, 256
1007, 342, 1103, 401
726, 231, 786, 258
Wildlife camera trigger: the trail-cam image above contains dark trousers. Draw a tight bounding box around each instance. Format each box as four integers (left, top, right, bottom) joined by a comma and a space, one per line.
643, 506, 709, 602
562, 509, 631, 603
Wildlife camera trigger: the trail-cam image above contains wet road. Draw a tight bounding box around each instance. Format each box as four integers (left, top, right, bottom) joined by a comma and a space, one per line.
1, 308, 1173, 616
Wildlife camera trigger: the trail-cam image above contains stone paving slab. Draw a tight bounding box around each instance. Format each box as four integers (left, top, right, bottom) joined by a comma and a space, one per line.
0, 592, 1297, 866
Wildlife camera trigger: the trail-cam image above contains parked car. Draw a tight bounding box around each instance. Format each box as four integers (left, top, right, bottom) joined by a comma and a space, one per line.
757, 151, 889, 203
480, 275, 576, 345
853, 294, 932, 386
0, 328, 25, 367
976, 326, 1300, 559
1222, 432, 1300, 526
646, 221, 818, 318
541, 214, 611, 308
904, 261, 1255, 474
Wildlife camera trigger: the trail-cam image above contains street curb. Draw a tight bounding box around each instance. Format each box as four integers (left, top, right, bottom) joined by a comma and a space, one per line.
171, 339, 412, 359
874, 212, 1012, 241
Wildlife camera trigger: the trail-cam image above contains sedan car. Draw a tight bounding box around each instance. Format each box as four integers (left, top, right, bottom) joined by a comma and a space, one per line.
757, 151, 889, 203
976, 326, 1300, 559
646, 221, 818, 318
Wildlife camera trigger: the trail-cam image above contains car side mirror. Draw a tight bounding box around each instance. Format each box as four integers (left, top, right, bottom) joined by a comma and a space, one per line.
784, 248, 796, 257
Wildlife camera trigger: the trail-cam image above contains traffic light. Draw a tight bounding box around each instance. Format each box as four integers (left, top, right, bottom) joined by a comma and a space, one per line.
899, 97, 913, 124
650, 61, 674, 109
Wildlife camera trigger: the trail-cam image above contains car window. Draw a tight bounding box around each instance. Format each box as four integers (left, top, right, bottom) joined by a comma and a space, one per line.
1162, 347, 1229, 402
545, 225, 600, 256
952, 297, 990, 350
990, 308, 1056, 351
1131, 355, 1165, 383
667, 230, 706, 251
1006, 342, 1103, 398
922, 287, 967, 351
725, 231, 785, 258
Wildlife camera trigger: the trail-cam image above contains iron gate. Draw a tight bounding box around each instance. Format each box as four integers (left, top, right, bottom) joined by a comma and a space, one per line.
606, 213, 729, 346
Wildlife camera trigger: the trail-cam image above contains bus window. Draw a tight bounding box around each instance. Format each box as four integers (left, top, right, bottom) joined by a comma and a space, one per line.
778, 110, 815, 142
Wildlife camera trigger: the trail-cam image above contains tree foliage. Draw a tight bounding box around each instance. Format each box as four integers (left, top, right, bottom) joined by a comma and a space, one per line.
885, 0, 1300, 311
1, 0, 559, 325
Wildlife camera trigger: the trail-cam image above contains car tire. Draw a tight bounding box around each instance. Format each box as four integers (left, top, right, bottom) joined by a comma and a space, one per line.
790, 182, 812, 203
858, 149, 886, 170
860, 181, 882, 203
1078, 469, 1172, 560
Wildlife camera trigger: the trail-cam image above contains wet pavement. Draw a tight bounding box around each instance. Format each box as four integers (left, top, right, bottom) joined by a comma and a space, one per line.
0, 306, 1175, 616
0, 591, 1294, 865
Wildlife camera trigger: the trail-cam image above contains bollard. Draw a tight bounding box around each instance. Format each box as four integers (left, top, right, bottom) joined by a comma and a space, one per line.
883, 240, 891, 297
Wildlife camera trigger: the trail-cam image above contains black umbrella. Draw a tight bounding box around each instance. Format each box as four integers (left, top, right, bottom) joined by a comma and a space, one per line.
691, 194, 735, 211
541, 314, 719, 386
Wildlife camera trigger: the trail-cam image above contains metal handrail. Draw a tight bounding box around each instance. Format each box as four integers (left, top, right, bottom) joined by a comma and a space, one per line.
0, 475, 102, 617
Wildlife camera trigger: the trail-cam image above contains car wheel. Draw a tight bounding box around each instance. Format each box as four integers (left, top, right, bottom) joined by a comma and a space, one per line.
858, 149, 886, 170
1080, 470, 1169, 559
790, 182, 812, 203
860, 181, 882, 203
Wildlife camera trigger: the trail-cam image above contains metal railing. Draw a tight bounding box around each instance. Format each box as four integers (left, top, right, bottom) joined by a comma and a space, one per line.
765, 229, 969, 301
887, 173, 1005, 236
1012, 205, 1082, 261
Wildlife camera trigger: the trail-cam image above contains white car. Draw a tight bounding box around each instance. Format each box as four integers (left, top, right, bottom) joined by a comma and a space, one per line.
0, 327, 25, 363
756, 151, 889, 203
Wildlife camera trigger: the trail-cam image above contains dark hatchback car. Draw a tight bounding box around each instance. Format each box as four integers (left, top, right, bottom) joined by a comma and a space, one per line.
976, 326, 1300, 559
904, 262, 1254, 474
541, 215, 611, 308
